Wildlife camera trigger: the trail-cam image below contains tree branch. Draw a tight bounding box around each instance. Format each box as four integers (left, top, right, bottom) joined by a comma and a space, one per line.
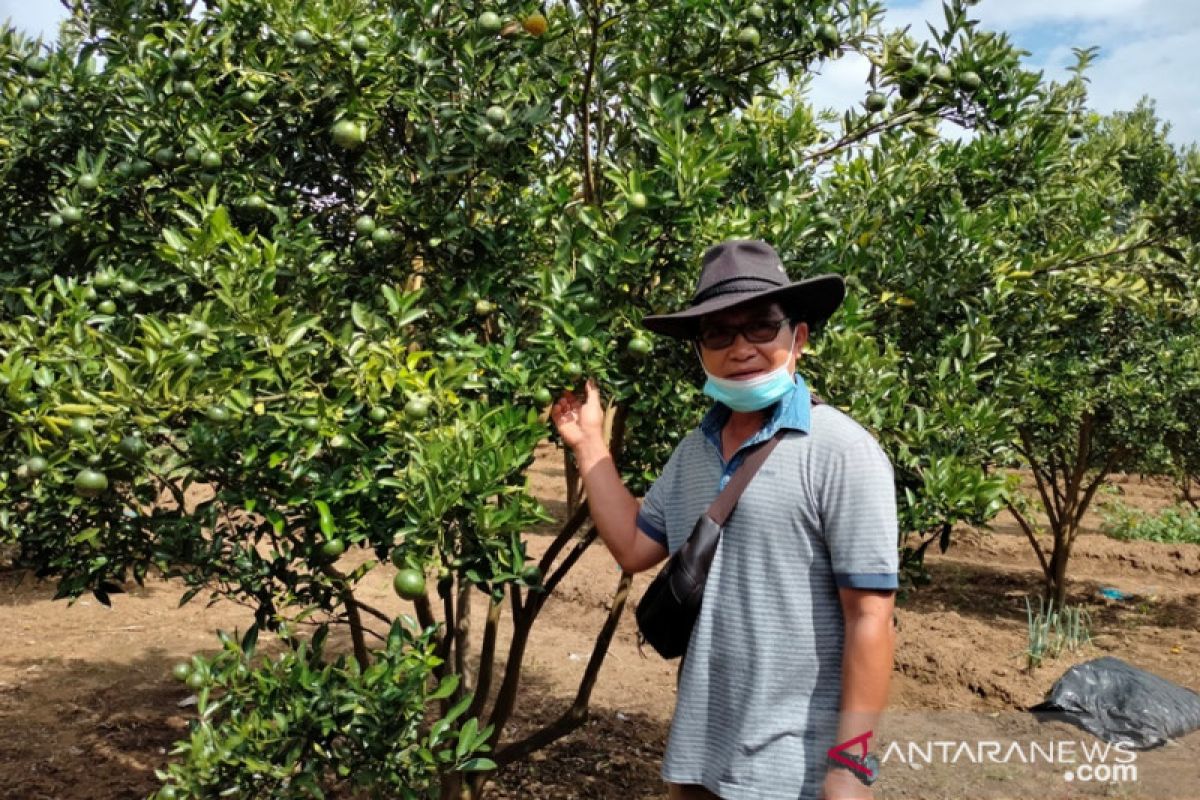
579, 0, 599, 205
348, 596, 393, 627
1072, 447, 1127, 534
453, 579, 472, 699
536, 501, 591, 579
1062, 414, 1094, 525
336, 584, 369, 669
493, 571, 633, 768
1046, 445, 1068, 523
412, 594, 439, 640
435, 573, 456, 671
803, 109, 923, 164
1017, 427, 1061, 533
466, 596, 503, 722
1040, 235, 1166, 273
538, 526, 599, 610
1006, 501, 1050, 579
485, 583, 535, 743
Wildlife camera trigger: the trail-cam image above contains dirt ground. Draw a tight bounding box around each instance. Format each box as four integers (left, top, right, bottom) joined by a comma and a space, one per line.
2, 442, 1198, 799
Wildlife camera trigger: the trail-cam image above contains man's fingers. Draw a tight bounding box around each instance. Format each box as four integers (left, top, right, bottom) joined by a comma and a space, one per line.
583, 378, 601, 408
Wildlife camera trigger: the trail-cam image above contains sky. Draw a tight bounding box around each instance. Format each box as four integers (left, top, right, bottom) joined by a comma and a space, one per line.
807, 0, 1200, 146
4, 0, 1197, 146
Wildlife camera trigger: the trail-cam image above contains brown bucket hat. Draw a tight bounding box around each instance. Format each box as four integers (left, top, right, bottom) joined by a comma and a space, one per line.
642, 239, 845, 339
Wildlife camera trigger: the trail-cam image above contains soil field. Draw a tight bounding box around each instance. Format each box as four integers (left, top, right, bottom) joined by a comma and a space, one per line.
2, 443, 1198, 799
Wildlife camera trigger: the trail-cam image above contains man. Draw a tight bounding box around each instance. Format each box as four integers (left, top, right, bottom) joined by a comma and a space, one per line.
551, 239, 897, 800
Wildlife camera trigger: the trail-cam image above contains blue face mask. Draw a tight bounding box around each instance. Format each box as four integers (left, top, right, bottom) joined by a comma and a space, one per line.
698, 339, 797, 412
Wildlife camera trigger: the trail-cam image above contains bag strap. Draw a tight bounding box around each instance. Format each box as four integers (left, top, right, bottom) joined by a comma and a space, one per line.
705, 430, 785, 526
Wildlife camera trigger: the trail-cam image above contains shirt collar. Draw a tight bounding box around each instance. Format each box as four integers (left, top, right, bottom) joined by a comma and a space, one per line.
699, 373, 812, 452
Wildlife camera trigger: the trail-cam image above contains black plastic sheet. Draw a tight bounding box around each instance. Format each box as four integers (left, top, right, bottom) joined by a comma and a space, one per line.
1032, 656, 1200, 749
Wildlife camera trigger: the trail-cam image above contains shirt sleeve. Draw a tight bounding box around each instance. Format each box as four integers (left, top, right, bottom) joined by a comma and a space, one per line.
636, 444, 685, 551
636, 476, 670, 549
819, 434, 900, 590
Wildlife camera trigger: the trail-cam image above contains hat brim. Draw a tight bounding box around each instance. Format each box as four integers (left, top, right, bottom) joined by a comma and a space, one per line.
642, 274, 846, 340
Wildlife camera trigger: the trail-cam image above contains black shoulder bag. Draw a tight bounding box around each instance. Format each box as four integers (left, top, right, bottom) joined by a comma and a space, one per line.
634, 430, 785, 660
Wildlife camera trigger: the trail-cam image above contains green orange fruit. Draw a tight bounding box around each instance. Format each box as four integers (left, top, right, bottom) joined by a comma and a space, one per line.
736, 26, 761, 49
69, 417, 95, 437
957, 71, 982, 92
292, 30, 317, 49
319, 539, 346, 560
485, 105, 508, 125
393, 568, 427, 600
117, 435, 148, 459
331, 119, 367, 150
627, 337, 652, 356
404, 397, 430, 420
74, 468, 108, 497
816, 23, 839, 48
477, 12, 503, 34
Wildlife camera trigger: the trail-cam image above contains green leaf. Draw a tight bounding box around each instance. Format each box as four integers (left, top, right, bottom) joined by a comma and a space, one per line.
429, 674, 460, 701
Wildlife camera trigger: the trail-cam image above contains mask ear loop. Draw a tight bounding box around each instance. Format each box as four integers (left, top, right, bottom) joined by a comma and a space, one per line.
692, 338, 712, 378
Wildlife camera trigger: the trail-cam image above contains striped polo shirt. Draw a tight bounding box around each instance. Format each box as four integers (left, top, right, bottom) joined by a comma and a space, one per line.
636, 374, 899, 799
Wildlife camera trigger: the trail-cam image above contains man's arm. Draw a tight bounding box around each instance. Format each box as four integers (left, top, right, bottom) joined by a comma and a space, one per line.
551, 379, 669, 574
574, 437, 669, 573
825, 587, 896, 798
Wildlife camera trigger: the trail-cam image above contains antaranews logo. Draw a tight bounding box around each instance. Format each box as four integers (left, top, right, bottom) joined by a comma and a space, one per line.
878, 737, 1138, 785
827, 731, 877, 780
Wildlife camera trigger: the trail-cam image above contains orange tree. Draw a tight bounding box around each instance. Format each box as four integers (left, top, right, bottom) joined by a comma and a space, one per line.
810, 56, 1200, 606
1, 0, 1030, 797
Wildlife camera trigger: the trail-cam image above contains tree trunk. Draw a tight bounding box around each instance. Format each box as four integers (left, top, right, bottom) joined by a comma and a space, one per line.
1181, 474, 1199, 509
564, 451, 582, 515
1047, 526, 1073, 609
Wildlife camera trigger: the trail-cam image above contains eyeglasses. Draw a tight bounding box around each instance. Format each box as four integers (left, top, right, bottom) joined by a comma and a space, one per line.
696, 318, 790, 350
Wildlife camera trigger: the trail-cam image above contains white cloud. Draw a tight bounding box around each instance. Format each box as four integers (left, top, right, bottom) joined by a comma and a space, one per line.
807, 52, 874, 116
969, 0, 1149, 27
0, 0, 68, 41
1047, 26, 1200, 141
888, 0, 1151, 32
809, 0, 1200, 146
